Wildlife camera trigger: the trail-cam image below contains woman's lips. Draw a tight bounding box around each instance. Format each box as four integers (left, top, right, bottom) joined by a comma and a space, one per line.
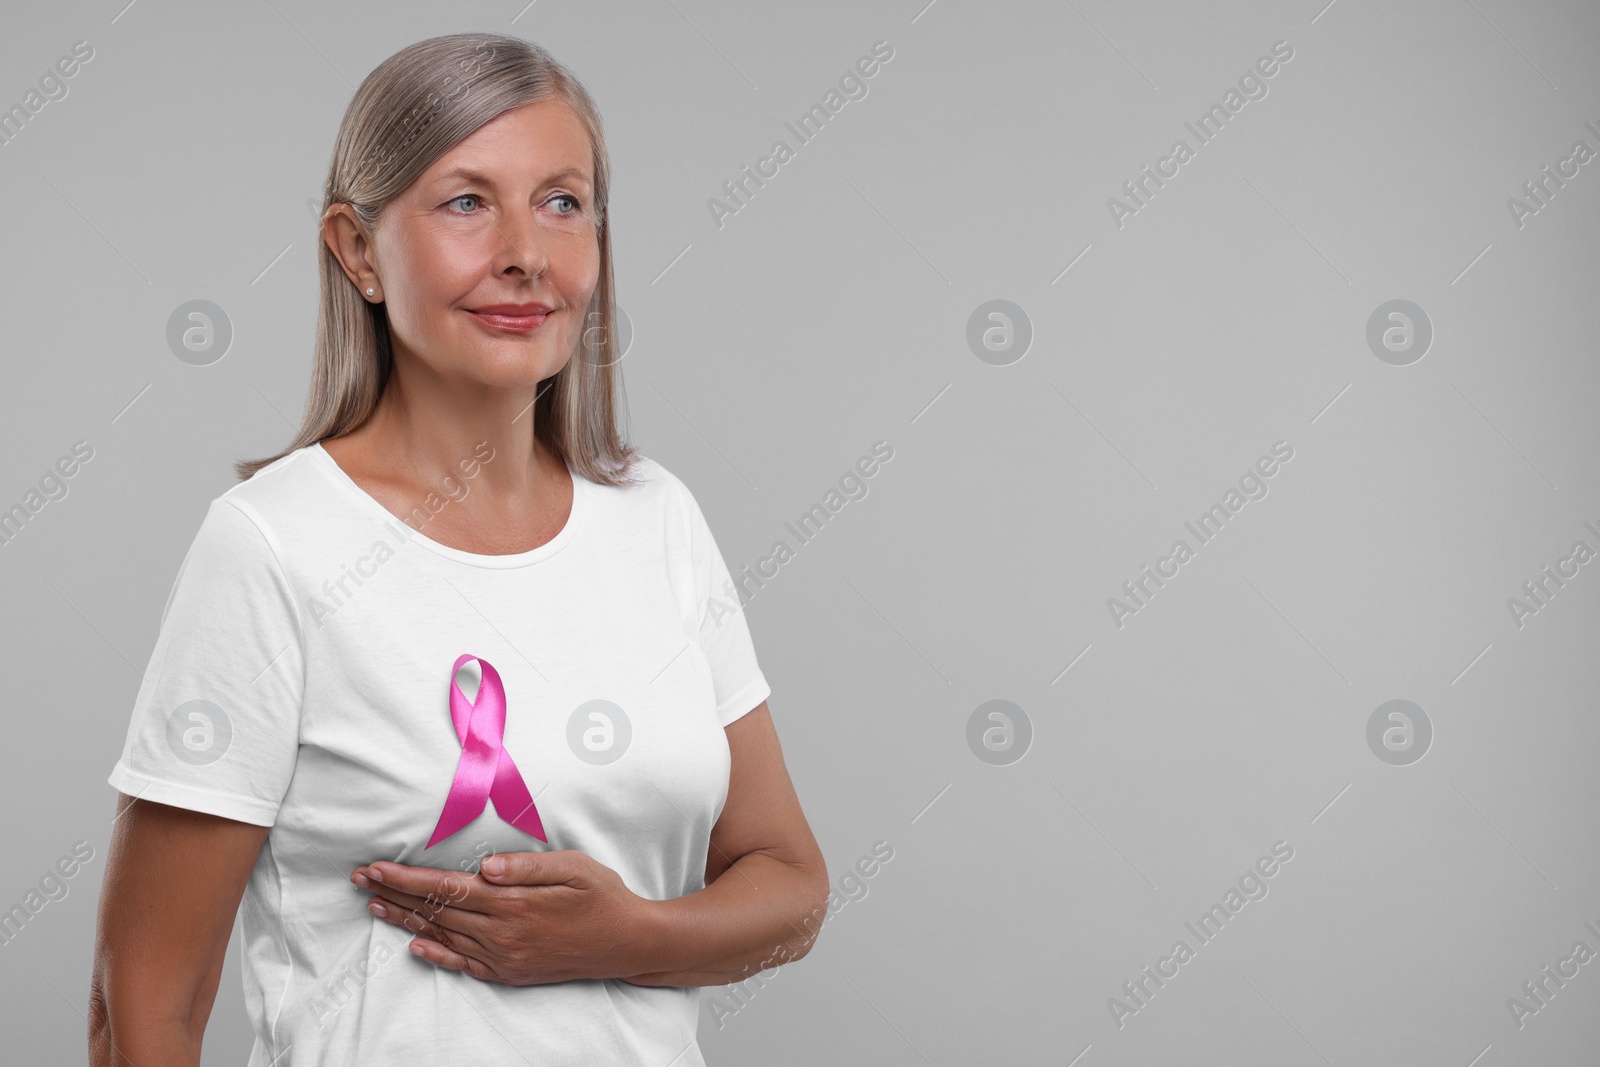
466, 309, 551, 333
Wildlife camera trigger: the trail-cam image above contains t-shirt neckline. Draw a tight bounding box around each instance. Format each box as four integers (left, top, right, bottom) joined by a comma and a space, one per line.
307, 440, 589, 569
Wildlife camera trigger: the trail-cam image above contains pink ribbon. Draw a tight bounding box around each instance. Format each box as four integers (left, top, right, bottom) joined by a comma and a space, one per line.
425, 654, 547, 849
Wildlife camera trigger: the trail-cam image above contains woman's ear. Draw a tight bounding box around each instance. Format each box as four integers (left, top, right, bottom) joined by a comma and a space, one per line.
324, 203, 380, 296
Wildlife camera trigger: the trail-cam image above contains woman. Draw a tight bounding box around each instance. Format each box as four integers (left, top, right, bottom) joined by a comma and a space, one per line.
89, 33, 827, 1065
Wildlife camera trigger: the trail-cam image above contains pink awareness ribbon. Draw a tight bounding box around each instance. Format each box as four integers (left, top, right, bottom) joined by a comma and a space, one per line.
425, 654, 547, 849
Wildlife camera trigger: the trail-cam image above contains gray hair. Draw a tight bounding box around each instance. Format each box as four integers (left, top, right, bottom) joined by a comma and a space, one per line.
236, 32, 638, 486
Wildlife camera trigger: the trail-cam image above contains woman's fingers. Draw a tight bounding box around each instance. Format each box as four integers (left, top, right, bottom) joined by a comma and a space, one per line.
354, 863, 492, 913
366, 893, 493, 966
361, 879, 468, 924
405, 932, 500, 982
353, 873, 494, 941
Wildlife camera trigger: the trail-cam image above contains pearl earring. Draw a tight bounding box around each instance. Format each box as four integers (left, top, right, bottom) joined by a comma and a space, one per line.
366, 288, 375, 296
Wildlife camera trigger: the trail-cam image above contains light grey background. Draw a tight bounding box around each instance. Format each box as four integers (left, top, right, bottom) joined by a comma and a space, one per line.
3, 0, 1598, 1063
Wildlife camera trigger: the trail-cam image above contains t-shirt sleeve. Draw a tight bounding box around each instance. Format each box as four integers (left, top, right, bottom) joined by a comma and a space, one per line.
107, 497, 306, 826
672, 476, 772, 727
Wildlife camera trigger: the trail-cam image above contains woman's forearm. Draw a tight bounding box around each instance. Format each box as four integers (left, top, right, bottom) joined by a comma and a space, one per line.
88, 979, 203, 1067
89, 1018, 201, 1067
621, 849, 829, 987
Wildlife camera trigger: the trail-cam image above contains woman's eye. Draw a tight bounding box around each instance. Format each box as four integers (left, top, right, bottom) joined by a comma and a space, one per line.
549, 194, 581, 215
447, 194, 482, 214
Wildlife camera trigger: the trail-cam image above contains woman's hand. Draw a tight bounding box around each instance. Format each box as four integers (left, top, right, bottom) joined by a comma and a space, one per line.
350, 850, 657, 985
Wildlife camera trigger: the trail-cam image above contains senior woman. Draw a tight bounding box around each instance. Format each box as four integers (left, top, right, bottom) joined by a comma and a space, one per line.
89, 33, 827, 1065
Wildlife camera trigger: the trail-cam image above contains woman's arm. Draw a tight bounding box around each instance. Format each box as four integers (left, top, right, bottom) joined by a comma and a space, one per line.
89, 794, 268, 1066
620, 701, 830, 987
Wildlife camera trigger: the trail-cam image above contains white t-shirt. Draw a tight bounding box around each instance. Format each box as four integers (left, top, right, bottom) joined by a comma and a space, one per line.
107, 441, 771, 1066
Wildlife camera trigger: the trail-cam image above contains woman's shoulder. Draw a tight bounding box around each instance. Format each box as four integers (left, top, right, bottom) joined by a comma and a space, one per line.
157, 449, 333, 601
202, 444, 342, 550
592, 451, 689, 505
587, 453, 732, 546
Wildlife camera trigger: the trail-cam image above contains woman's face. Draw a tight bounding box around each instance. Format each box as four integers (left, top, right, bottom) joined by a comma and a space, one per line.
357, 98, 601, 391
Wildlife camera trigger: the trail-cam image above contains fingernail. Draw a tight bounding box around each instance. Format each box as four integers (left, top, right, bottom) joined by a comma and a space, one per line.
409, 941, 426, 956
352, 873, 370, 888
368, 900, 387, 918
367, 868, 385, 883
482, 856, 504, 875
